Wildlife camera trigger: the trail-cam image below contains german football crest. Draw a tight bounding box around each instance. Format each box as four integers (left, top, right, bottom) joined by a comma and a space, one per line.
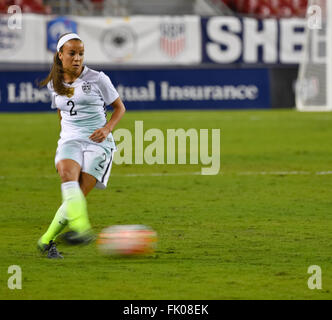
160, 22, 186, 59
82, 82, 91, 94
101, 26, 137, 61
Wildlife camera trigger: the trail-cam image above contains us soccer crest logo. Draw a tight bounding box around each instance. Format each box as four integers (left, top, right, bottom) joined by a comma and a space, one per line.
82, 82, 91, 94
160, 22, 186, 59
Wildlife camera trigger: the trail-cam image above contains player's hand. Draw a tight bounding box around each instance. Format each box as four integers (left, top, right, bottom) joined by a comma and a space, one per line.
89, 127, 111, 143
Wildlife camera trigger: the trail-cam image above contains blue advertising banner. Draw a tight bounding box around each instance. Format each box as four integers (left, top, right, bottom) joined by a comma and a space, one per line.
0, 71, 51, 112
107, 68, 270, 110
0, 68, 271, 112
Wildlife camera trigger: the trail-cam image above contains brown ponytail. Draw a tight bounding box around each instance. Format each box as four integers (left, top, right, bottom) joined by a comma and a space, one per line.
39, 51, 73, 97
39, 33, 77, 97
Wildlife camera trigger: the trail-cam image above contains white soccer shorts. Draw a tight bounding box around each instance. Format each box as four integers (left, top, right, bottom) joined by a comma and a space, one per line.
54, 139, 115, 189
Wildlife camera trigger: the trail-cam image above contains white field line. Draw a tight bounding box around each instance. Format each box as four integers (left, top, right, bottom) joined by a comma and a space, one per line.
1, 171, 332, 179
238, 171, 332, 176
116, 172, 202, 177
113, 170, 332, 177
237, 171, 310, 176
316, 171, 332, 175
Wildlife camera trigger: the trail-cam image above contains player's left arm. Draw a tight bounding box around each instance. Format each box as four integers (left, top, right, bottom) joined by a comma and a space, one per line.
57, 109, 62, 121
89, 97, 126, 143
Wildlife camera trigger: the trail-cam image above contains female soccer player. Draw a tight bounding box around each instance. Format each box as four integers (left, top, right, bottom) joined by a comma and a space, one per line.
38, 33, 126, 258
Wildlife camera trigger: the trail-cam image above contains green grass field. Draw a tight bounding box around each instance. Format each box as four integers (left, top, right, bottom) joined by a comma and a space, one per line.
0, 109, 331, 300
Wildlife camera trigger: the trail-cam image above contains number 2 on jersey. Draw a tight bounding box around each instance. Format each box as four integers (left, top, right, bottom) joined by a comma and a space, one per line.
95, 153, 107, 171
67, 100, 77, 116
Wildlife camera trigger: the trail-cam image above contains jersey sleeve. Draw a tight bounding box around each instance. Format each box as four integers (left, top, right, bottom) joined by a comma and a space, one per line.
97, 72, 120, 106
47, 81, 57, 109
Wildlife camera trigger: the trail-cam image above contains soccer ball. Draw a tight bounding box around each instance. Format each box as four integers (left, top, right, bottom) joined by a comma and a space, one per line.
97, 224, 158, 256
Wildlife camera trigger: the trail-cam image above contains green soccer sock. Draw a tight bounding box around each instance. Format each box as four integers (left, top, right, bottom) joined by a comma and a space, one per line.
40, 202, 68, 245
61, 181, 91, 233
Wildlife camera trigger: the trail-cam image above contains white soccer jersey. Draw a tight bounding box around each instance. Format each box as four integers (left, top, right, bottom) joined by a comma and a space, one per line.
47, 66, 119, 150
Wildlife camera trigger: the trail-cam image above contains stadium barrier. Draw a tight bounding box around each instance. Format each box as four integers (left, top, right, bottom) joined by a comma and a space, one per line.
0, 13, 305, 111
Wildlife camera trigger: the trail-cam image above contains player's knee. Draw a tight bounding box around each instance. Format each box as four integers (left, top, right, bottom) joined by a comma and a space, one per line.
56, 159, 81, 182
58, 167, 78, 182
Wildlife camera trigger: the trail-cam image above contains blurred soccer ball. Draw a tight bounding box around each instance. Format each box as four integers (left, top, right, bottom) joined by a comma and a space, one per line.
97, 224, 157, 256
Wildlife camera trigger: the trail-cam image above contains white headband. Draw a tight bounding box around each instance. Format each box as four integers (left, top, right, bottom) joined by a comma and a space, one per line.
57, 33, 82, 52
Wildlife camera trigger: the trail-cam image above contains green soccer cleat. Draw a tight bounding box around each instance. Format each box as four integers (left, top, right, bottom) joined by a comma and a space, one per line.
59, 230, 95, 246
37, 239, 63, 259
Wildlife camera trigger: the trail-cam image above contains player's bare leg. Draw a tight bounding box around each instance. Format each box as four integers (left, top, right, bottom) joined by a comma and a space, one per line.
57, 164, 96, 245
37, 159, 86, 256
41, 159, 91, 246
38, 167, 97, 256
56, 159, 81, 182
55, 159, 91, 232
79, 171, 97, 197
